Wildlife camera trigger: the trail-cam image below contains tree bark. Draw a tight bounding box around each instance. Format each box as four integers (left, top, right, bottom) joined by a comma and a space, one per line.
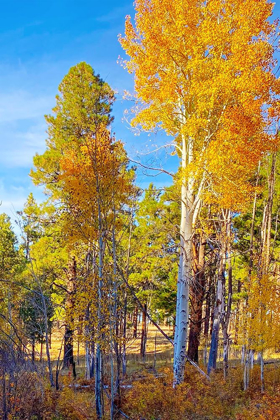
63, 256, 77, 379
140, 304, 147, 359
234, 280, 241, 345
204, 274, 213, 339
42, 290, 54, 387
122, 294, 127, 376
221, 212, 232, 378
174, 133, 195, 385
95, 199, 104, 419
187, 235, 206, 363
2, 373, 8, 420
32, 339, 35, 363
122, 222, 131, 376
260, 154, 276, 274
260, 352, 265, 392
133, 305, 138, 339
207, 214, 227, 375
110, 206, 121, 420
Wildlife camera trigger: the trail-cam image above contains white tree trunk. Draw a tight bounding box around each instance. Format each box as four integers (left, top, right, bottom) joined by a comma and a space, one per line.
95, 201, 104, 419
243, 351, 249, 391
174, 134, 194, 385
241, 345, 246, 365
260, 352, 264, 392
85, 341, 91, 380
173, 252, 182, 371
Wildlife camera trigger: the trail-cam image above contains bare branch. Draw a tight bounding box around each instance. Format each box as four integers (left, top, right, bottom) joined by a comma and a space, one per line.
129, 157, 175, 177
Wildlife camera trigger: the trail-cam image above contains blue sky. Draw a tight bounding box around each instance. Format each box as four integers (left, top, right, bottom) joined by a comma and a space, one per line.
0, 0, 175, 226
0, 0, 279, 227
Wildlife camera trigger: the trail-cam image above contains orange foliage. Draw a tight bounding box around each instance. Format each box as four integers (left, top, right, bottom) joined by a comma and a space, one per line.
56, 386, 97, 420
121, 366, 280, 420
120, 0, 280, 211
58, 125, 134, 243
4, 365, 280, 419
122, 367, 244, 419
236, 380, 280, 420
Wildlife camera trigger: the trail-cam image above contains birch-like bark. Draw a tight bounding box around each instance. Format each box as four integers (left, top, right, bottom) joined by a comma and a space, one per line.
207, 271, 223, 374
255, 155, 276, 393
241, 345, 245, 365
173, 251, 182, 371
260, 352, 265, 392
95, 201, 104, 419
174, 133, 194, 385
249, 161, 261, 277
261, 154, 276, 274
85, 250, 95, 380
110, 208, 118, 420
85, 305, 92, 380
85, 341, 90, 379
243, 350, 249, 391
122, 293, 127, 376
234, 280, 241, 345
221, 212, 232, 378
249, 350, 254, 369
122, 220, 132, 376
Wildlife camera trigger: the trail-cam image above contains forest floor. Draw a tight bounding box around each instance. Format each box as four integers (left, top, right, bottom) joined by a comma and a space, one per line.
36, 322, 280, 376
37, 322, 174, 376
29, 323, 280, 419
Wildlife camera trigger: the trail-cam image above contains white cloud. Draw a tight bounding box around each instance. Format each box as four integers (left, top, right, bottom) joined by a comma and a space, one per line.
0, 90, 53, 123
0, 176, 44, 237
0, 120, 47, 168
22, 121, 47, 147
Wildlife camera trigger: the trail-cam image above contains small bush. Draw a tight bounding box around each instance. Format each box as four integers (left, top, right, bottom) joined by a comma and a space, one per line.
122, 367, 245, 420
56, 386, 96, 420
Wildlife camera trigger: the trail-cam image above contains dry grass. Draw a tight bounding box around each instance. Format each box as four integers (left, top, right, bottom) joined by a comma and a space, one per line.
33, 322, 280, 379
33, 322, 174, 377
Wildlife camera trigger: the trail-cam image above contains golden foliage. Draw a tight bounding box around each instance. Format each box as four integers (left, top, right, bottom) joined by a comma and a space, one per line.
120, 0, 280, 210
243, 274, 280, 352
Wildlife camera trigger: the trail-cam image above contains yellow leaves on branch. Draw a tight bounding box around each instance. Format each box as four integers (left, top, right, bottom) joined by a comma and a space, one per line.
58, 125, 134, 242
120, 0, 280, 211
244, 274, 280, 352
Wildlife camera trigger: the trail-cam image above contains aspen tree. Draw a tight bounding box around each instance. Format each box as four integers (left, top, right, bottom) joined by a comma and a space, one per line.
120, 0, 280, 383
32, 62, 135, 417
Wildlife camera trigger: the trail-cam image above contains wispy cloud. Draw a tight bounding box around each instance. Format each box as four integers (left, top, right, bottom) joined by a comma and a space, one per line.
95, 5, 131, 23
0, 176, 34, 219
0, 120, 47, 168
0, 90, 53, 123
0, 89, 51, 169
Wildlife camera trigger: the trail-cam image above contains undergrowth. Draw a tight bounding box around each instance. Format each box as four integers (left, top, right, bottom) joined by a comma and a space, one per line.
2, 364, 280, 419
